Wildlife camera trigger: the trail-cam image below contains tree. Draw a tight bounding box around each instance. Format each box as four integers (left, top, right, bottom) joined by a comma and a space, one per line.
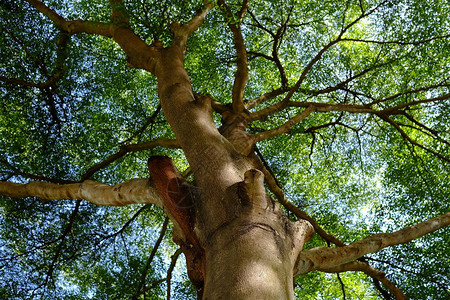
0, 0, 449, 298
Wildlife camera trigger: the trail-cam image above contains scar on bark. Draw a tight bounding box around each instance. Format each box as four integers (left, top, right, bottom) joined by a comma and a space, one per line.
148, 156, 205, 293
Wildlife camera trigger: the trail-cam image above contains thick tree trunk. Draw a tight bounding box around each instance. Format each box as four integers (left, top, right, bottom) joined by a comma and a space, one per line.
201, 169, 313, 299
152, 43, 314, 299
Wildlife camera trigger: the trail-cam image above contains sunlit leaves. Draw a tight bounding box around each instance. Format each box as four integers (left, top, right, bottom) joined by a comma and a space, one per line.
1, 0, 449, 298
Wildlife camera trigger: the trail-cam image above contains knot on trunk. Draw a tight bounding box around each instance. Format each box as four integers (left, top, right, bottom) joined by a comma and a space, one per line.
242, 169, 271, 209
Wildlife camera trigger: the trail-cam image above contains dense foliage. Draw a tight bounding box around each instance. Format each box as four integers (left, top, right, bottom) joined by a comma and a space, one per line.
1, 0, 449, 299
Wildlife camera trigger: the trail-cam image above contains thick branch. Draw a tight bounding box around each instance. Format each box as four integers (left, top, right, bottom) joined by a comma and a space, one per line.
25, 0, 160, 72
25, 0, 113, 36
295, 212, 450, 275
0, 179, 162, 207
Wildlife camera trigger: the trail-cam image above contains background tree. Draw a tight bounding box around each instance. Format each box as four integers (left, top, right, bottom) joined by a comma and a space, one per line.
0, 0, 449, 299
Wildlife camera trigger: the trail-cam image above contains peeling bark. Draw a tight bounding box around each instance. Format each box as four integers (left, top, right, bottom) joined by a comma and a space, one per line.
148, 156, 205, 294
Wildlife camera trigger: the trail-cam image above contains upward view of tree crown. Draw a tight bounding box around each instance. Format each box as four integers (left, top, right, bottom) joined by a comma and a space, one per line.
0, 0, 449, 299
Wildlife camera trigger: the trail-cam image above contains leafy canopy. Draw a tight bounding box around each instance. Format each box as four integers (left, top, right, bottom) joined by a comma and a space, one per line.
0, 0, 449, 299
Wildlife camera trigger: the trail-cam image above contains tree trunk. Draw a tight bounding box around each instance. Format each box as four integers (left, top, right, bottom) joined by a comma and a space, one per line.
152, 44, 314, 299
201, 169, 313, 299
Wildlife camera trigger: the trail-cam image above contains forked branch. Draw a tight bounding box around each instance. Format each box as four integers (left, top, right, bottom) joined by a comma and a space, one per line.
254, 151, 406, 297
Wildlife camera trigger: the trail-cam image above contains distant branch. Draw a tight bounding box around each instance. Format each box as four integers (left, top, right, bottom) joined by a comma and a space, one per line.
0, 159, 75, 184
322, 261, 406, 300
102, 205, 151, 240
217, 0, 249, 113
0, 27, 70, 89
43, 200, 81, 290
365, 257, 450, 292
244, 88, 288, 110
132, 217, 169, 299
368, 82, 450, 107
378, 115, 450, 163
82, 138, 179, 180
341, 34, 450, 46
254, 105, 315, 142
249, 0, 391, 121
381, 93, 450, 114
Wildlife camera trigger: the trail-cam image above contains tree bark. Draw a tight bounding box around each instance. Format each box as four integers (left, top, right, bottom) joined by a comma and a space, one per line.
150, 31, 315, 298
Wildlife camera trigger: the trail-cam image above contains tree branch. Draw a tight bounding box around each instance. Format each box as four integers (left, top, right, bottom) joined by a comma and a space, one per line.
217, 0, 249, 113
378, 115, 450, 163
341, 34, 450, 46
24, 0, 161, 72
170, 3, 213, 49
254, 149, 406, 297
42, 200, 81, 291
321, 261, 406, 300
254, 105, 315, 142
0, 178, 163, 207
24, 0, 114, 36
132, 217, 169, 299
365, 257, 449, 292
244, 87, 288, 110
367, 82, 450, 107
82, 138, 179, 180
295, 212, 450, 275
109, 0, 129, 26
